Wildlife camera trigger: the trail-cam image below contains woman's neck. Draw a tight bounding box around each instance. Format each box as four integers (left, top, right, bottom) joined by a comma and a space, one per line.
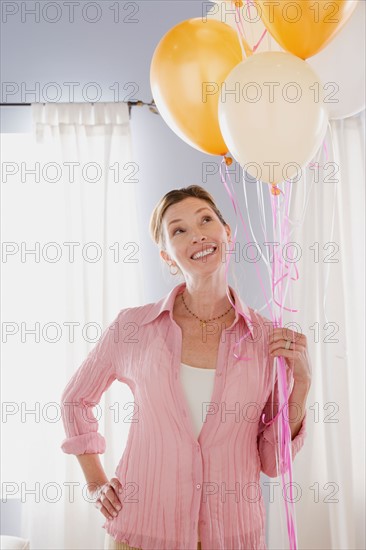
182, 285, 234, 316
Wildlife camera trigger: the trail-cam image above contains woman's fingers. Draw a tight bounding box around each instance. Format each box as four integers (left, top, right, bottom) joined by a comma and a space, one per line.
100, 488, 122, 517
97, 498, 117, 521
94, 479, 123, 520
103, 483, 123, 512
109, 476, 124, 498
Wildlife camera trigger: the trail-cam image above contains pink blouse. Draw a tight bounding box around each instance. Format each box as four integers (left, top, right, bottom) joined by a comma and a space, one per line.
60, 282, 307, 550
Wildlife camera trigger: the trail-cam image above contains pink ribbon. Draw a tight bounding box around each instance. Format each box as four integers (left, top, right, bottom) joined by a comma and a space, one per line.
230, 0, 268, 53
219, 159, 299, 549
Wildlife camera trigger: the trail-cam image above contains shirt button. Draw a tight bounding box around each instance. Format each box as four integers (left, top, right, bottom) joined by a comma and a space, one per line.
196, 484, 201, 489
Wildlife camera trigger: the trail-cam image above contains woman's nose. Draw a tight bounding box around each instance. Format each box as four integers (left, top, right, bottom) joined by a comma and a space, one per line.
192, 235, 207, 243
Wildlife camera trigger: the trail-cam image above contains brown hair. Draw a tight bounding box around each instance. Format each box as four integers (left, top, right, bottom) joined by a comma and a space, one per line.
149, 185, 229, 275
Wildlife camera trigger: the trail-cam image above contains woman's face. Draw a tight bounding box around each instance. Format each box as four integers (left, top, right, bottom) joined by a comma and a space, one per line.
160, 197, 231, 276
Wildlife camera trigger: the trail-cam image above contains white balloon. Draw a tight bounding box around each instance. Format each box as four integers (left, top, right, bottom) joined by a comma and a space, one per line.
218, 52, 329, 185
307, 0, 365, 120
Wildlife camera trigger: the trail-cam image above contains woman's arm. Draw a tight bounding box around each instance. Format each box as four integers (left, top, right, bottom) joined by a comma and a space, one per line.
257, 378, 308, 477
60, 313, 121, 455
257, 325, 312, 477
77, 453, 124, 520
288, 378, 311, 439
269, 325, 312, 440
76, 453, 109, 492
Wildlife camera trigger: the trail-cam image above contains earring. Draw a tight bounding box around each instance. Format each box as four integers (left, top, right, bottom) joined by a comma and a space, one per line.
169, 262, 179, 276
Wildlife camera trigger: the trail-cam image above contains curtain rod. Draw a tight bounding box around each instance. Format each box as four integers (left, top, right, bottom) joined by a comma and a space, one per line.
0, 100, 160, 118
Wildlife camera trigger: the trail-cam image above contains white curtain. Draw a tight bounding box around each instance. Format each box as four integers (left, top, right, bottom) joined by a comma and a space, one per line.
265, 111, 365, 549
1, 103, 145, 549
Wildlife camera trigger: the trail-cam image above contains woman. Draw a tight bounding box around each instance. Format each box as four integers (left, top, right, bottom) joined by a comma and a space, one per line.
60, 185, 311, 550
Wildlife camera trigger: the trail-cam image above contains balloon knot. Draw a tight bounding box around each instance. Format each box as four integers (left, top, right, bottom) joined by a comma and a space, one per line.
270, 184, 281, 196
224, 156, 233, 166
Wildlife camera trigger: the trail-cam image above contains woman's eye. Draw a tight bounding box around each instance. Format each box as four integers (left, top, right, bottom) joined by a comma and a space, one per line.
173, 216, 212, 236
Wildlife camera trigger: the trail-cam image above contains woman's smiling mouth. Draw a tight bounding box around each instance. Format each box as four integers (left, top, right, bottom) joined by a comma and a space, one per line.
190, 245, 217, 260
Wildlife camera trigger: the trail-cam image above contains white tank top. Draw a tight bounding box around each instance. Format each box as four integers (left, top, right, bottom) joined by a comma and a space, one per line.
180, 362, 216, 543
180, 362, 216, 439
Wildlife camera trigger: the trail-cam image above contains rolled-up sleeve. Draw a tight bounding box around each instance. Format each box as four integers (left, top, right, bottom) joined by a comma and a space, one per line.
60, 312, 120, 455
257, 370, 308, 478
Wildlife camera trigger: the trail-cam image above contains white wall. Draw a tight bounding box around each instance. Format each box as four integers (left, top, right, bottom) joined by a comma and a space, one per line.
1, 0, 214, 104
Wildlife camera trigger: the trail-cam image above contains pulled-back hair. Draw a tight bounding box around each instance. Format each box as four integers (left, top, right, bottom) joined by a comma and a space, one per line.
149, 185, 228, 251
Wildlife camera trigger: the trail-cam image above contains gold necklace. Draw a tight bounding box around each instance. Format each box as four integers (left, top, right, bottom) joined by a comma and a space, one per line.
181, 291, 233, 328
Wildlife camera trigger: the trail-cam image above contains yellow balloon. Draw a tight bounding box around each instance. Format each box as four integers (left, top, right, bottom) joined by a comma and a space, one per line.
150, 18, 252, 156
254, 0, 358, 59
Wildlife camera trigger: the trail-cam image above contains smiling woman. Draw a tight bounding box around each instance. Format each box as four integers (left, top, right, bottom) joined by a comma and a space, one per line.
60, 184, 309, 550
151, 186, 235, 318
152, 187, 240, 331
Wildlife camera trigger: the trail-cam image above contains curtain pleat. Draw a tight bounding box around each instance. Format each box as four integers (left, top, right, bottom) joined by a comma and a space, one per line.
1, 103, 145, 549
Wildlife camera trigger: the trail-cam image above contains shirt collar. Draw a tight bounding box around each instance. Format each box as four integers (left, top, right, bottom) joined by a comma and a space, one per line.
139, 282, 255, 339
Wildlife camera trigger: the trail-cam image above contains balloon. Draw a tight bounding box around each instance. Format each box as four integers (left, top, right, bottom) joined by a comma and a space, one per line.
308, 0, 365, 119
208, 0, 282, 53
254, 0, 359, 59
150, 18, 251, 156
218, 51, 329, 184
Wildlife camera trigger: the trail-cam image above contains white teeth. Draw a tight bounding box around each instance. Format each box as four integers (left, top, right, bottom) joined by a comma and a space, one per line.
191, 247, 216, 260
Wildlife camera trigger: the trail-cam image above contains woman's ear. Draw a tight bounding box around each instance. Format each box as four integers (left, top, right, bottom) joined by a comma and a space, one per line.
160, 249, 170, 264
225, 226, 232, 242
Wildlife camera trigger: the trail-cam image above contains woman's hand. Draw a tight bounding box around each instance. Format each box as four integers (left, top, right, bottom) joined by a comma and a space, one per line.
268, 327, 311, 439
89, 478, 124, 521
268, 327, 312, 385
